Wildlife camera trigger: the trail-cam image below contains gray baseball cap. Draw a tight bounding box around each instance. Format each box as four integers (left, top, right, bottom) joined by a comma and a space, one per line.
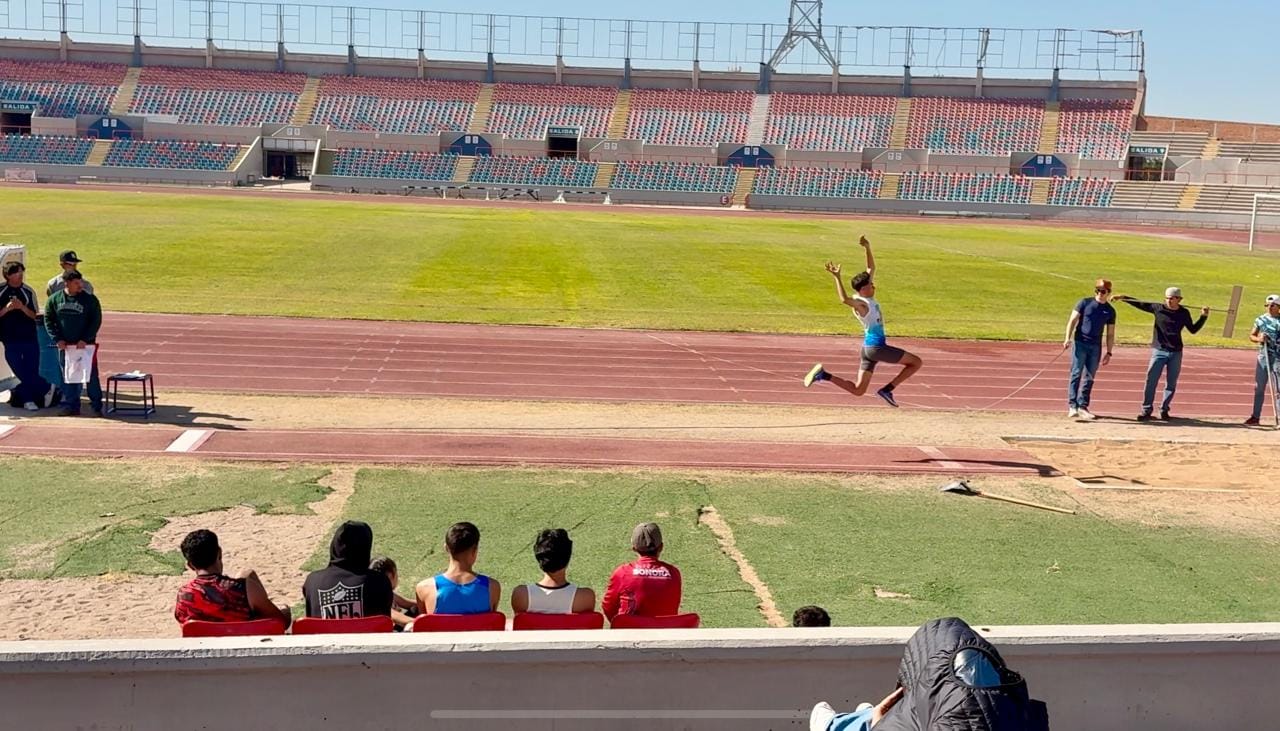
631, 522, 663, 553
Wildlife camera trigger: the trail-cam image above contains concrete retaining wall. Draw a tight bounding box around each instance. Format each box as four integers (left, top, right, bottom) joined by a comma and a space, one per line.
0, 624, 1276, 731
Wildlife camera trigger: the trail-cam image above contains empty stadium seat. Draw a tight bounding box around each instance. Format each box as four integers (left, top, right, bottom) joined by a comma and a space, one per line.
609, 613, 701, 629
181, 619, 287, 637
611, 160, 738, 193
1047, 177, 1115, 207
486, 83, 616, 140
898, 171, 1033, 204
330, 148, 458, 180
411, 612, 507, 632
764, 93, 897, 151
512, 612, 606, 631
291, 616, 394, 635
751, 166, 883, 198
130, 67, 304, 126
103, 139, 242, 170
0, 59, 123, 118
0, 134, 93, 165
312, 76, 478, 134
1056, 99, 1133, 160
626, 89, 752, 147
906, 98, 1044, 155
469, 155, 597, 187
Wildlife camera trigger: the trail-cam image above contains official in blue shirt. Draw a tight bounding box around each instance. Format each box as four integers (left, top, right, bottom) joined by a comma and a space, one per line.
1063, 278, 1117, 420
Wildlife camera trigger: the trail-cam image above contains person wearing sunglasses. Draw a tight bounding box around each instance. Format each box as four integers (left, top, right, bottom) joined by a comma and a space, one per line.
1245, 294, 1280, 426
1063, 278, 1117, 420
1113, 287, 1209, 421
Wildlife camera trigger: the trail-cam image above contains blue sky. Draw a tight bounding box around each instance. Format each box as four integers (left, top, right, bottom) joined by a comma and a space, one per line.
363, 0, 1278, 124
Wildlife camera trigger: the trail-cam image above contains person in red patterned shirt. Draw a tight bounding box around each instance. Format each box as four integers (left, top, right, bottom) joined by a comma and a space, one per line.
601, 522, 683, 620
173, 529, 292, 630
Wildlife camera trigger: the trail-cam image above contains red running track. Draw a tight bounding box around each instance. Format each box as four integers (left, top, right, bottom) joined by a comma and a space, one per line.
97, 312, 1262, 419
0, 423, 1054, 475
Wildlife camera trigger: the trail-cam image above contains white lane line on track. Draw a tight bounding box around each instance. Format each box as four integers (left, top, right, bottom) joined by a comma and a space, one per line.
164, 429, 214, 453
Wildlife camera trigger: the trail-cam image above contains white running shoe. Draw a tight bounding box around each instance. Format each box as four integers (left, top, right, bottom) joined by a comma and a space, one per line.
809, 702, 837, 731
1078, 408, 1097, 421
23, 402, 38, 412
1067, 406, 1078, 418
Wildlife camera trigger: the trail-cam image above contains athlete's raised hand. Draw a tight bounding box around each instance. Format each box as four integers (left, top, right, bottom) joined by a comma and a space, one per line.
858, 235, 871, 249
825, 261, 842, 277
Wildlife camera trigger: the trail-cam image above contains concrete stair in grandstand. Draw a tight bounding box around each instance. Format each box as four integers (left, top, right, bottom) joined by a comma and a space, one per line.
230, 144, 253, 170
1109, 180, 1187, 210
889, 98, 911, 150
1202, 137, 1221, 160
466, 84, 495, 134
1178, 184, 1203, 210
1129, 130, 1209, 158
452, 155, 476, 183
1193, 185, 1280, 214
1030, 178, 1050, 205
1217, 141, 1280, 163
85, 139, 112, 167
291, 77, 321, 125
1038, 102, 1060, 155
730, 168, 755, 207
593, 161, 617, 188
879, 172, 901, 199
109, 67, 141, 116
606, 89, 632, 140
745, 94, 771, 146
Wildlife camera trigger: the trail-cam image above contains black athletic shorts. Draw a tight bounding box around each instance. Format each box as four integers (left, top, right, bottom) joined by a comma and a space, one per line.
859, 344, 907, 373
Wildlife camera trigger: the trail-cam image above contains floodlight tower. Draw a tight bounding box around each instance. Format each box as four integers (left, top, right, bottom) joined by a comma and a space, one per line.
764, 0, 838, 91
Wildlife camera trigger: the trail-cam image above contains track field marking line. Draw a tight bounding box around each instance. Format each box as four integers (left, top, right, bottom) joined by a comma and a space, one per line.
0, 424, 16, 440
697, 505, 786, 628
164, 429, 214, 453
919, 446, 964, 470
915, 240, 1075, 281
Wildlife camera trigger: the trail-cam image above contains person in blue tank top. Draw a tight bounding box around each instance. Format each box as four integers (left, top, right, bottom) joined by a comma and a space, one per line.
415, 521, 502, 615
802, 235, 923, 407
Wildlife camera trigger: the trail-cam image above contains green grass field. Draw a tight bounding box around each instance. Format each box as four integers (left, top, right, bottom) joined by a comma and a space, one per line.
3, 187, 1274, 345
6, 458, 1273, 627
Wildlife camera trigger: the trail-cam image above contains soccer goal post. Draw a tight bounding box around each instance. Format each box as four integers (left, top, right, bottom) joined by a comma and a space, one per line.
1249, 193, 1280, 252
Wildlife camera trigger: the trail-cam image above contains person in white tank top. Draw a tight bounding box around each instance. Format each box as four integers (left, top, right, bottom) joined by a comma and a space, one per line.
801, 235, 923, 407
510, 528, 596, 614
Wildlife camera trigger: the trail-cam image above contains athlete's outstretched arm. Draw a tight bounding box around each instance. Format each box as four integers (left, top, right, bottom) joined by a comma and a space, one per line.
825, 261, 857, 308
860, 236, 875, 278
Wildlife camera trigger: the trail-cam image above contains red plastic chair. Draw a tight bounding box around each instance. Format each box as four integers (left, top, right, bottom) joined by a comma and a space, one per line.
182, 618, 286, 638
512, 612, 605, 631
609, 613, 701, 629
412, 612, 507, 632
291, 615, 394, 635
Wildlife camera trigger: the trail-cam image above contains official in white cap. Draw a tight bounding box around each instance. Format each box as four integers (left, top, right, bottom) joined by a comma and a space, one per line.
1245, 294, 1280, 425
1113, 286, 1210, 421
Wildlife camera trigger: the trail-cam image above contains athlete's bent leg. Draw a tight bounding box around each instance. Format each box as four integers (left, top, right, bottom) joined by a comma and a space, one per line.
827, 370, 872, 397
887, 353, 922, 389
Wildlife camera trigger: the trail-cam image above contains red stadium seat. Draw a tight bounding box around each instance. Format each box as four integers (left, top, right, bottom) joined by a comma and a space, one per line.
412, 612, 507, 632
512, 612, 605, 631
609, 613, 701, 629
291, 616, 394, 635
181, 618, 286, 637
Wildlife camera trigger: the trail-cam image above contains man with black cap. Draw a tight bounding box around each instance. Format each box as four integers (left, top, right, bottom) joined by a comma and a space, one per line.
44, 270, 103, 417
1115, 286, 1209, 421
46, 250, 93, 297
601, 522, 682, 620
303, 520, 394, 619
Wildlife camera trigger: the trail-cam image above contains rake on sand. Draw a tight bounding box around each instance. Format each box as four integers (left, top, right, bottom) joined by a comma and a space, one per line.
940, 480, 1076, 515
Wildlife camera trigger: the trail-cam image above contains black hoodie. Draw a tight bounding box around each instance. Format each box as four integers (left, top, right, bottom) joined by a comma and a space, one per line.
302, 521, 394, 619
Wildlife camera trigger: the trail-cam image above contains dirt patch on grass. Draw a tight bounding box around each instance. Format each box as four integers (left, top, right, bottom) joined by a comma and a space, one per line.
0, 465, 357, 641
698, 505, 786, 628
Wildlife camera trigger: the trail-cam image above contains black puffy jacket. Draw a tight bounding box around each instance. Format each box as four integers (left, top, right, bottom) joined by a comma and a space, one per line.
873, 617, 1049, 731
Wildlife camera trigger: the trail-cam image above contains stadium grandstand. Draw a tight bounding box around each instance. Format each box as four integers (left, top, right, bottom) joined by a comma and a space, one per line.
0, 5, 1278, 229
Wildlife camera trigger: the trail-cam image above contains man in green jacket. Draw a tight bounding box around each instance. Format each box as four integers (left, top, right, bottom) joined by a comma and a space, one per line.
44, 270, 103, 416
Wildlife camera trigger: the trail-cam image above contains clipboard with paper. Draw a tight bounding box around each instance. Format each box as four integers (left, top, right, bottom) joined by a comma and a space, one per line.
63, 345, 96, 385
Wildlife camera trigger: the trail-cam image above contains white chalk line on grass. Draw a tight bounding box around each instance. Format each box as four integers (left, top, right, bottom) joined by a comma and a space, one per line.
914, 240, 1076, 281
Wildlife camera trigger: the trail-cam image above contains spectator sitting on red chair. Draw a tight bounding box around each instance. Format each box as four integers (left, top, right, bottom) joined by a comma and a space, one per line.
369, 556, 419, 629
174, 529, 292, 630
601, 522, 682, 620
416, 522, 501, 615
303, 521, 393, 620
511, 528, 596, 615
